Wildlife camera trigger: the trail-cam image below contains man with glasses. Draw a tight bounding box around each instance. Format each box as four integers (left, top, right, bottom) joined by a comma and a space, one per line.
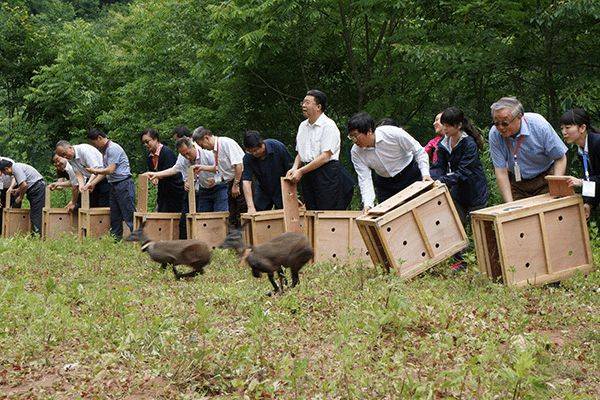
286, 89, 355, 210
348, 112, 431, 212
241, 130, 293, 213
489, 97, 567, 202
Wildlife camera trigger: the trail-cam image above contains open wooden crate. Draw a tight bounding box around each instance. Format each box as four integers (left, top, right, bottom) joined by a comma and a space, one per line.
78, 188, 111, 239
2, 190, 30, 237
356, 181, 468, 278
241, 209, 312, 247
471, 194, 593, 287
133, 174, 180, 241
42, 186, 78, 239
307, 211, 370, 263
185, 167, 229, 249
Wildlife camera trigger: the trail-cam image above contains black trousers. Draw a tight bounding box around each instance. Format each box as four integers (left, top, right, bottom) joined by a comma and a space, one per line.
300, 160, 355, 211
90, 179, 110, 208
26, 180, 46, 235
227, 180, 247, 228
109, 178, 135, 240
373, 159, 422, 204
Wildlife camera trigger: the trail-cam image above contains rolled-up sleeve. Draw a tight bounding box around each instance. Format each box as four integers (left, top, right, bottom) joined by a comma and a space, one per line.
351, 147, 375, 208
13, 165, 26, 185
320, 123, 340, 155
242, 154, 253, 181
541, 122, 568, 160
488, 130, 509, 169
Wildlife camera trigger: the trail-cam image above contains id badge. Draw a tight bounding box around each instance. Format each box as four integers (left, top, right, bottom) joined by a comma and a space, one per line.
582, 180, 596, 197
0, 181, 3, 190
513, 162, 522, 182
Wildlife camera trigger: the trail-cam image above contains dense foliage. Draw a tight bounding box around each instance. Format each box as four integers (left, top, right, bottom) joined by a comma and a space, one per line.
1, 0, 599, 188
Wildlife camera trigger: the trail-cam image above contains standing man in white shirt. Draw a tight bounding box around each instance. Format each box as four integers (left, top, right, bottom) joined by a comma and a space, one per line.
286, 89, 355, 210
192, 127, 247, 227
348, 111, 431, 211
0, 156, 16, 231
55, 140, 110, 208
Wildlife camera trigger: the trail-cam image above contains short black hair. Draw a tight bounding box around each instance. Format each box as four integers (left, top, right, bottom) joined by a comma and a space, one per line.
306, 89, 327, 113
140, 128, 159, 141
243, 130, 263, 148
171, 125, 190, 139
347, 111, 375, 135
87, 128, 107, 140
0, 159, 13, 170
377, 118, 398, 127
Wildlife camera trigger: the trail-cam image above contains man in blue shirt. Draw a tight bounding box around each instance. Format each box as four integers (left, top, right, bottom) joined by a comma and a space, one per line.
489, 97, 567, 202
241, 131, 293, 213
85, 128, 135, 240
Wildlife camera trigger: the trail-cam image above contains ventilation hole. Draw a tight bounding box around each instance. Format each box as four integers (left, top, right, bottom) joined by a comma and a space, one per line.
558, 215, 563, 222
212, 246, 216, 250
435, 220, 440, 226
267, 224, 271, 229
59, 217, 63, 221
332, 253, 336, 258
568, 250, 573, 256
435, 243, 440, 248
421, 252, 426, 257
158, 228, 162, 232
525, 262, 531, 268
203, 223, 207, 227
331, 227, 335, 232
437, 200, 442, 206
22, 215, 26, 219
99, 220, 103, 224
366, 251, 369, 256
519, 233, 524, 238
386, 227, 391, 232
403, 240, 407, 246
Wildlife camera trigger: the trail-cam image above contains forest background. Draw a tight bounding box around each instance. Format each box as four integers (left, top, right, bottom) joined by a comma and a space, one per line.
1, 0, 599, 206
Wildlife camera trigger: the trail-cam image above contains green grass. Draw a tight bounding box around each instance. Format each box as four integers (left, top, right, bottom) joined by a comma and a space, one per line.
0, 232, 598, 399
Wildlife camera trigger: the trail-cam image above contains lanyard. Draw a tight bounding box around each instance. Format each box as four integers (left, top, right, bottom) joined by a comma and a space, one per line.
582, 151, 590, 181
504, 135, 525, 165
214, 137, 219, 169
101, 140, 112, 166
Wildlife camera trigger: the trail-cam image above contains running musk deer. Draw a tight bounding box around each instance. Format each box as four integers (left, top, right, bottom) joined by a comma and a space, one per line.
126, 220, 212, 279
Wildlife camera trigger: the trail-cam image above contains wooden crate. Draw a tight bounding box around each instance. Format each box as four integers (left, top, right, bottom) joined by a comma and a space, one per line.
42, 186, 78, 239
133, 174, 180, 241
2, 191, 30, 237
356, 181, 468, 278
185, 167, 229, 249
241, 209, 312, 247
78, 188, 110, 239
471, 194, 593, 287
308, 211, 369, 263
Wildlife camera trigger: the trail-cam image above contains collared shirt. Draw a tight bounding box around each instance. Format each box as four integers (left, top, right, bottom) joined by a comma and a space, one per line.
489, 112, 567, 179
151, 143, 163, 170
174, 143, 216, 189
12, 162, 44, 187
576, 134, 589, 157
102, 141, 131, 183
295, 113, 341, 162
0, 157, 14, 189
242, 139, 293, 198
64, 162, 78, 187
438, 132, 469, 155
69, 144, 104, 180
351, 126, 430, 208
213, 136, 245, 182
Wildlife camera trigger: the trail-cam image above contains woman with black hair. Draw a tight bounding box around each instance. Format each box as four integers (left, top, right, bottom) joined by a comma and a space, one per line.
431, 107, 489, 225
560, 108, 600, 220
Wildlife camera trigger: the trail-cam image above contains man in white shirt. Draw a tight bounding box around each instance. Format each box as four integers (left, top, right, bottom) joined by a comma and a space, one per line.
48, 154, 80, 213
348, 111, 431, 211
192, 127, 247, 227
55, 140, 110, 207
0, 156, 16, 230
286, 89, 355, 210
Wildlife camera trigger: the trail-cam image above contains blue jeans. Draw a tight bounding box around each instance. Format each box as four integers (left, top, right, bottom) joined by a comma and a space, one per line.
197, 184, 228, 212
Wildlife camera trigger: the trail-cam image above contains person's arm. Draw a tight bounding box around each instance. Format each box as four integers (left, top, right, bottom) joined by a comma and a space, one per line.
494, 167, 513, 203
231, 163, 243, 198
66, 186, 80, 212
551, 154, 567, 175
438, 140, 478, 187
86, 164, 116, 176
147, 166, 179, 180
14, 181, 28, 203
192, 164, 217, 173
402, 133, 431, 180
351, 150, 376, 212
287, 151, 332, 183
286, 154, 302, 179
242, 181, 256, 213
48, 180, 73, 190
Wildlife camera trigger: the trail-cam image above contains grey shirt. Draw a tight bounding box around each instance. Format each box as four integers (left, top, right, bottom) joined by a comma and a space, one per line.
12, 162, 44, 187
69, 144, 104, 180
103, 141, 132, 183
0, 157, 14, 189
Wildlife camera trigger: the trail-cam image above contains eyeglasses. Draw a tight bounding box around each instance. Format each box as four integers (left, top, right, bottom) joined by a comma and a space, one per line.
492, 114, 519, 128
347, 135, 358, 143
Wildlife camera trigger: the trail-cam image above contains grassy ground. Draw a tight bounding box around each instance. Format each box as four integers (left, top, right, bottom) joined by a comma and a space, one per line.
0, 229, 598, 399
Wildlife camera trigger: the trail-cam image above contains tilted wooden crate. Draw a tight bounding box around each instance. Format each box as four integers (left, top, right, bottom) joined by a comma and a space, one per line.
42, 186, 78, 239
241, 209, 312, 247
356, 181, 468, 278
78, 188, 111, 239
471, 194, 593, 287
185, 167, 229, 249
133, 174, 181, 241
309, 211, 370, 263
2, 191, 30, 237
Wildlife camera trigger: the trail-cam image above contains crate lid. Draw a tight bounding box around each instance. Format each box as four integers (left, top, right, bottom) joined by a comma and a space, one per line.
545, 175, 575, 197
367, 180, 437, 215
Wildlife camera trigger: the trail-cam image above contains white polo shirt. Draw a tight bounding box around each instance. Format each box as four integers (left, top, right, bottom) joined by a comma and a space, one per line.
213, 136, 245, 182
295, 113, 341, 163
69, 144, 104, 180
174, 143, 216, 189
351, 125, 429, 208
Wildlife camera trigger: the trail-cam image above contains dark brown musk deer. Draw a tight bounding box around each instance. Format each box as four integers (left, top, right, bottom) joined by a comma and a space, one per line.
126, 220, 212, 279
220, 230, 313, 295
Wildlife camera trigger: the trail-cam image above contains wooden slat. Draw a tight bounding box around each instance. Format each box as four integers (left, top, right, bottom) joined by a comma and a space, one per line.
538, 212, 552, 274
411, 208, 434, 258
367, 180, 435, 215
80, 188, 90, 210
187, 166, 196, 213
281, 177, 302, 233
545, 175, 575, 197
137, 174, 148, 213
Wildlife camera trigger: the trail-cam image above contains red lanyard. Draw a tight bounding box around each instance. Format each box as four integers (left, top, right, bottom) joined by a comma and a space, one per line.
504, 135, 525, 163
214, 137, 219, 168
